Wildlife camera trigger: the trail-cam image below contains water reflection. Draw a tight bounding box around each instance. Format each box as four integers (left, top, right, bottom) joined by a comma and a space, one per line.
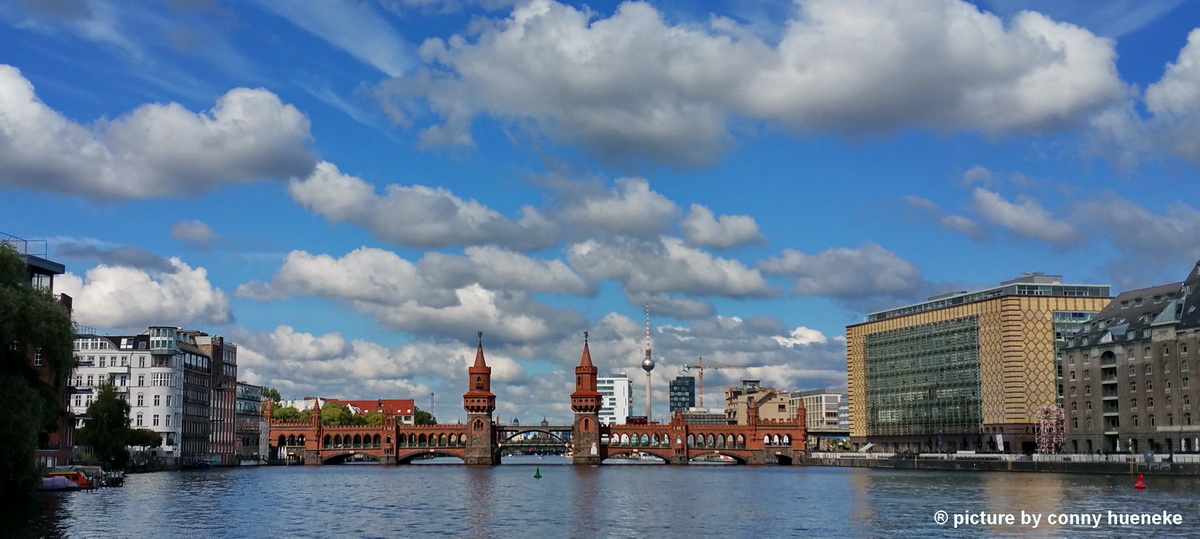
12, 465, 1200, 538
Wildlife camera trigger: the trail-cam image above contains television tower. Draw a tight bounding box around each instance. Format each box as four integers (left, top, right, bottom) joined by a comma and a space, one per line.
640, 304, 655, 420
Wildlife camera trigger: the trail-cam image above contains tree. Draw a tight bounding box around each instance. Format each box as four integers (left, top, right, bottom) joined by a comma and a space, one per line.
262, 387, 282, 402
77, 383, 131, 470
414, 406, 437, 426
363, 411, 384, 425
273, 406, 301, 420
0, 245, 75, 498
320, 402, 355, 426
126, 428, 162, 448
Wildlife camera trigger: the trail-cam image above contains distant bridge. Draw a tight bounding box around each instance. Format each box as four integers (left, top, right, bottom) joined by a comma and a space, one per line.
268, 337, 805, 466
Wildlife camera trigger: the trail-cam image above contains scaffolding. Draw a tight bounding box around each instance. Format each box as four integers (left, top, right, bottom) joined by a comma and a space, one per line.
1035, 402, 1065, 454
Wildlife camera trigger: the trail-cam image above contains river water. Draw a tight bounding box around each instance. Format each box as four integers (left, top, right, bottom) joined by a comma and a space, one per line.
9, 457, 1200, 538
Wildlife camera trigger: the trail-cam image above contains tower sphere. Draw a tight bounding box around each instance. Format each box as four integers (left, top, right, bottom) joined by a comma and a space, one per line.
642, 357, 655, 372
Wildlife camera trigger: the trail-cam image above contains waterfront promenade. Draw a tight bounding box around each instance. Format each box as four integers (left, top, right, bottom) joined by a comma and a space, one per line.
806, 451, 1200, 476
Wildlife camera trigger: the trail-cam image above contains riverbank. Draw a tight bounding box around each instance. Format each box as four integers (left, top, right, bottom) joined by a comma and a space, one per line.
804, 452, 1200, 475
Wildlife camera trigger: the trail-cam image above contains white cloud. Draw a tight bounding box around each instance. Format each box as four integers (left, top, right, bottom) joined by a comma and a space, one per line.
1144, 28, 1200, 163
939, 214, 987, 240
289, 161, 557, 251
773, 326, 829, 347
417, 246, 592, 294
0, 65, 317, 199
382, 0, 1126, 165
1073, 195, 1200, 288
569, 237, 776, 298
554, 176, 678, 239
170, 220, 217, 248
972, 187, 1078, 243
680, 204, 765, 249
759, 242, 923, 298
904, 195, 941, 212
961, 165, 995, 185
624, 292, 715, 320
57, 258, 232, 329
251, 0, 412, 77
237, 248, 584, 343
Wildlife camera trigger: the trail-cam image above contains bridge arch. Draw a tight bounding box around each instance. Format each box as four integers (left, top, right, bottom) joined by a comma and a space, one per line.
396, 450, 466, 464
321, 452, 382, 465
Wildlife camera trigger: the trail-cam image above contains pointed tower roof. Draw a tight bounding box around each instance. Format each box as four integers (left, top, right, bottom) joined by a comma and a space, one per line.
473, 331, 487, 368
579, 331, 593, 367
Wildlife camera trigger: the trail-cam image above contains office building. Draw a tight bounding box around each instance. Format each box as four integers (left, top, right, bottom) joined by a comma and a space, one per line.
847, 272, 1111, 453
597, 374, 632, 425
669, 376, 696, 412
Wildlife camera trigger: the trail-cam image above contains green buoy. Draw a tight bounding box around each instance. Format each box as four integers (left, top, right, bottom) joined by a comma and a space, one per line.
534, 467, 542, 479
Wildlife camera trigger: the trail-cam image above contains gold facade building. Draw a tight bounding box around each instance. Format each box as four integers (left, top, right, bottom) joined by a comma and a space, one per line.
847, 273, 1110, 453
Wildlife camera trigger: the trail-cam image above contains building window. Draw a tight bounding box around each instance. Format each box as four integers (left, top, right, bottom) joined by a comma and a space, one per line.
1085, 385, 1091, 396
1184, 360, 1190, 372
73, 395, 81, 407
1070, 386, 1077, 397
1185, 395, 1192, 406
33, 348, 42, 366
166, 395, 172, 407
1086, 401, 1092, 412
1146, 364, 1153, 375
136, 413, 143, 427
1145, 347, 1152, 359
1084, 353, 1091, 364
1187, 413, 1193, 426
1069, 355, 1076, 365
1147, 380, 1154, 391
153, 414, 159, 426
1070, 371, 1077, 381
1163, 345, 1170, 356
86, 375, 93, 387
154, 395, 160, 406
1071, 401, 1077, 412
1131, 398, 1138, 410
1168, 413, 1174, 426
1184, 377, 1190, 389
138, 375, 145, 386
1148, 397, 1155, 408
1130, 382, 1137, 392
1133, 416, 1140, 427
136, 393, 144, 406
1084, 370, 1091, 380
139, 357, 145, 368
1087, 417, 1093, 429
165, 415, 171, 427
1072, 417, 1078, 428
1149, 415, 1155, 427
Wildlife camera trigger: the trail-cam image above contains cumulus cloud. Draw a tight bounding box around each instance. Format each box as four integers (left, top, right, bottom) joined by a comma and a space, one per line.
237, 248, 584, 343
569, 237, 776, 299
1144, 28, 1200, 163
680, 204, 765, 249
973, 187, 1078, 243
417, 246, 592, 294
624, 292, 715, 320
553, 176, 679, 240
759, 242, 924, 298
289, 161, 557, 251
380, 0, 1126, 165
0, 65, 317, 199
170, 220, 218, 248
57, 258, 232, 329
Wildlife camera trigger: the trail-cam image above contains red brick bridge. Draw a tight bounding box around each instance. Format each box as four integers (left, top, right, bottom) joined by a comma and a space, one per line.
268, 334, 805, 465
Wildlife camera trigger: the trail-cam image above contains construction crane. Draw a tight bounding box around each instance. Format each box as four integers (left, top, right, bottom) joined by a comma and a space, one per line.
681, 357, 751, 408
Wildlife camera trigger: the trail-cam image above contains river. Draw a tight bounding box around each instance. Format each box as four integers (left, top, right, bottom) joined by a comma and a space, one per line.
9, 457, 1200, 538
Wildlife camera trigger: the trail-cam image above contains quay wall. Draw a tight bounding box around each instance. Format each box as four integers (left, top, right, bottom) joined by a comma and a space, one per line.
803, 453, 1200, 476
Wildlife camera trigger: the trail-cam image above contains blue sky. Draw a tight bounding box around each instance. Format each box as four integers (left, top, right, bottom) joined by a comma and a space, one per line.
3, 0, 1199, 423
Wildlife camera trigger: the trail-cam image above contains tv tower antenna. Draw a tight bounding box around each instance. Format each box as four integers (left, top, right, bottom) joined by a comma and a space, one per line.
640, 304, 655, 420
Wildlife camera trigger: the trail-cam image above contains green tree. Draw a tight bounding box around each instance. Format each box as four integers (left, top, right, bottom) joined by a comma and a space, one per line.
262, 387, 282, 402
414, 406, 437, 426
77, 383, 131, 470
126, 428, 162, 448
320, 402, 355, 426
273, 406, 301, 420
363, 410, 384, 425
0, 245, 75, 498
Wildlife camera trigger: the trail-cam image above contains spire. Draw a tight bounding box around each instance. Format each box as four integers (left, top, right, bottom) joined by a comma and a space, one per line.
580, 331, 593, 367
473, 331, 487, 368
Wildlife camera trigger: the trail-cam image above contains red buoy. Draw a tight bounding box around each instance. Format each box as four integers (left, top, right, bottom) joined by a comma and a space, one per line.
1134, 474, 1146, 490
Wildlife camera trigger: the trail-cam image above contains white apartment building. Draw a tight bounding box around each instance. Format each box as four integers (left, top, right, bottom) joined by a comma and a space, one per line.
71, 327, 225, 467
72, 331, 183, 465
598, 374, 632, 425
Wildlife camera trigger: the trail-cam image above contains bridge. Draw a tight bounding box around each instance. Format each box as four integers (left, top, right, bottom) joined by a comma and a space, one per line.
268, 334, 806, 466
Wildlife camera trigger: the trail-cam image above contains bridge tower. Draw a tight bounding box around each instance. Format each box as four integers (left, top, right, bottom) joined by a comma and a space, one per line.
463, 332, 498, 465
571, 332, 603, 465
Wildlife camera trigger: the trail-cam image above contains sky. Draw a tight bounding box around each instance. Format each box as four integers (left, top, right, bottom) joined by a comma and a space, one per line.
2, 0, 1200, 424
